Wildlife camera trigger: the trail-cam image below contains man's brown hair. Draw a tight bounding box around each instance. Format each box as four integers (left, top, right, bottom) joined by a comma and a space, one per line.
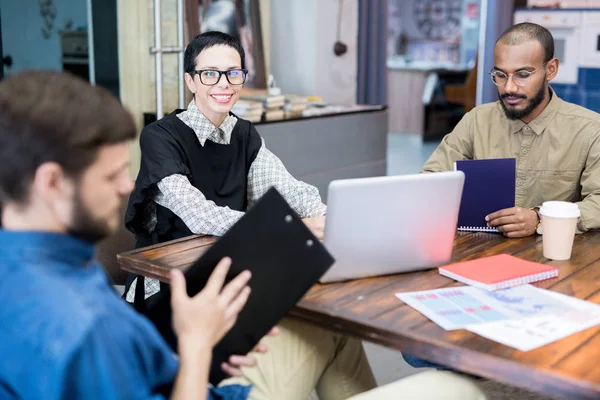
0, 71, 136, 204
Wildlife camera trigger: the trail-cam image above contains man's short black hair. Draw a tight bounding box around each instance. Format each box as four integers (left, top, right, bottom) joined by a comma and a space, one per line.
184, 31, 246, 74
496, 22, 555, 62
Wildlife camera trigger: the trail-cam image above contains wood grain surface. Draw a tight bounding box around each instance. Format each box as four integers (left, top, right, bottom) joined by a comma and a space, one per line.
118, 231, 600, 399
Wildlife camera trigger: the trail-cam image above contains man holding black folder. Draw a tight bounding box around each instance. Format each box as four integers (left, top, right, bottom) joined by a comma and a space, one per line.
423, 22, 600, 237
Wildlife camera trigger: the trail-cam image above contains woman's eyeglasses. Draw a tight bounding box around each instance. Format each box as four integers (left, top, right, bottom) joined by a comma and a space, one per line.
192, 69, 248, 85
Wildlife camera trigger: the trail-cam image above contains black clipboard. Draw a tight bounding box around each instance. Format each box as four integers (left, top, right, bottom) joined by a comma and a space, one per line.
146, 188, 334, 385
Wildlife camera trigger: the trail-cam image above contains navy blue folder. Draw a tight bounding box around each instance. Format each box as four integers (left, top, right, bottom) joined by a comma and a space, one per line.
454, 158, 516, 232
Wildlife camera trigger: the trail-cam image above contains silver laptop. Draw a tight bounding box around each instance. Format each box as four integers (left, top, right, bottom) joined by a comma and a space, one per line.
320, 171, 465, 283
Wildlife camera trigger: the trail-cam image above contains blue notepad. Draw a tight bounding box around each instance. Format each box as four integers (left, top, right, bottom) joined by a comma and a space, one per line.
454, 158, 516, 232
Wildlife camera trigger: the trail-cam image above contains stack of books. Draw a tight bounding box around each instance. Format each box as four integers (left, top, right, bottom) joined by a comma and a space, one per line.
283, 94, 309, 118
232, 100, 263, 123
240, 89, 285, 122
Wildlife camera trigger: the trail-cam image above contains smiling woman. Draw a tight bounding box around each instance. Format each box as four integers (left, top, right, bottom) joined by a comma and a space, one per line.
123, 31, 327, 310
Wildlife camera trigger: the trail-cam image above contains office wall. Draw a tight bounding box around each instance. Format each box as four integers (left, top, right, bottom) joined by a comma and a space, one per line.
269, 0, 358, 105
118, 0, 180, 123
268, 1, 318, 97
118, 0, 182, 175
0, 0, 88, 75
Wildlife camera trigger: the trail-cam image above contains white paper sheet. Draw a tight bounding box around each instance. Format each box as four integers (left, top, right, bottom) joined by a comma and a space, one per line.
397, 285, 600, 351
396, 285, 580, 331
466, 292, 600, 351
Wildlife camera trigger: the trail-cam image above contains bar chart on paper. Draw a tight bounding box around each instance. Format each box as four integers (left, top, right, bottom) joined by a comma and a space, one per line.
406, 289, 507, 328
467, 293, 600, 351
396, 285, 574, 330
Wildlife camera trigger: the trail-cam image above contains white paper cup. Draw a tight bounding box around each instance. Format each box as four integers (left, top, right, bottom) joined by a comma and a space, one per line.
539, 201, 580, 260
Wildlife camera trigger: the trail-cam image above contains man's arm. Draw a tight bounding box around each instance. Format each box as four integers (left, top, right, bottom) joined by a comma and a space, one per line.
155, 174, 244, 236
63, 259, 250, 400
488, 129, 600, 236
575, 131, 600, 233
62, 321, 176, 400
169, 258, 251, 400
246, 139, 327, 217
421, 110, 476, 172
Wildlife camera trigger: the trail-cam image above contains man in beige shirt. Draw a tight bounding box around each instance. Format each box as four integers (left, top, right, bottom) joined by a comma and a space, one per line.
422, 22, 600, 237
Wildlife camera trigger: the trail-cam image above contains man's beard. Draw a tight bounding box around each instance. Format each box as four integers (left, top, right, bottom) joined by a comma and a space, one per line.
67, 189, 114, 244
499, 81, 547, 120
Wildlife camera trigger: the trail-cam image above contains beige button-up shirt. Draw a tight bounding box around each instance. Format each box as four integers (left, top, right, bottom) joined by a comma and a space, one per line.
422, 88, 600, 233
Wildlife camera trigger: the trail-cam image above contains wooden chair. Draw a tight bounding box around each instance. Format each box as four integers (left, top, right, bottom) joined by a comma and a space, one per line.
444, 57, 478, 113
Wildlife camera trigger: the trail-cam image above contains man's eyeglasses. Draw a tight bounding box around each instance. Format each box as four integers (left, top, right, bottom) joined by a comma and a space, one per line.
489, 60, 550, 87
192, 69, 248, 85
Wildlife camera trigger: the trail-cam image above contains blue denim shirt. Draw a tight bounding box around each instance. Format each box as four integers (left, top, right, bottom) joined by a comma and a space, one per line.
0, 230, 251, 400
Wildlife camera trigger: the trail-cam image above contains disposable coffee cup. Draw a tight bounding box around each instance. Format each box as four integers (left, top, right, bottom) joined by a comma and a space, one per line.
539, 201, 580, 260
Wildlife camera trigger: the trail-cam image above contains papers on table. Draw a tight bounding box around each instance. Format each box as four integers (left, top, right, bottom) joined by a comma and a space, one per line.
466, 291, 600, 352
396, 285, 575, 330
396, 285, 600, 351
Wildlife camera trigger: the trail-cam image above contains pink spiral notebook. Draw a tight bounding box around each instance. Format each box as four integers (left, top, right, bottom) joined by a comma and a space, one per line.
438, 254, 559, 291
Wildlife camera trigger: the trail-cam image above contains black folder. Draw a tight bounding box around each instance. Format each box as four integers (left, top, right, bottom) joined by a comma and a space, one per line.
146, 188, 334, 385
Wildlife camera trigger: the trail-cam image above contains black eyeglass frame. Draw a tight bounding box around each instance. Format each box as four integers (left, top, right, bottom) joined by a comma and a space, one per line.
191, 69, 248, 85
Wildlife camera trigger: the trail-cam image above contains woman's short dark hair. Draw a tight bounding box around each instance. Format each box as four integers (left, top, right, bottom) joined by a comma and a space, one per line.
184, 31, 246, 74
0, 71, 136, 204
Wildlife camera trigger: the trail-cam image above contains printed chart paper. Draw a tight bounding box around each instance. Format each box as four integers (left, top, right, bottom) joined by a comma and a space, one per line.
396, 285, 576, 331
466, 291, 600, 351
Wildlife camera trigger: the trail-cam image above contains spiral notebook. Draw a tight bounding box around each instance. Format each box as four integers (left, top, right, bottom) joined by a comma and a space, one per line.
454, 158, 516, 232
439, 254, 559, 291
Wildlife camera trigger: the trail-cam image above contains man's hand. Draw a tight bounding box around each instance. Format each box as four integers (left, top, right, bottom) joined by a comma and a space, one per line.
170, 257, 251, 352
220, 326, 280, 377
486, 207, 539, 238
302, 216, 326, 240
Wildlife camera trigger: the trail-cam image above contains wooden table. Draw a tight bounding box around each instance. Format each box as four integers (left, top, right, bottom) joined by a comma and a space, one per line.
118, 232, 600, 399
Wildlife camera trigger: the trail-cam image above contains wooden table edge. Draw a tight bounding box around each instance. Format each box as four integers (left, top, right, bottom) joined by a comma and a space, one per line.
118, 234, 216, 256
289, 307, 600, 400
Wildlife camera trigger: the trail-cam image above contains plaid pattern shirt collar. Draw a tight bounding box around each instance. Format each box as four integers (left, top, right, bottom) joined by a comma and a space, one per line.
177, 100, 238, 146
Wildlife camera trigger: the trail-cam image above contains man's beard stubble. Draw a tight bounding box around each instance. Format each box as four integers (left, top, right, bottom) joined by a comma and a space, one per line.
499, 81, 547, 120
67, 188, 115, 244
